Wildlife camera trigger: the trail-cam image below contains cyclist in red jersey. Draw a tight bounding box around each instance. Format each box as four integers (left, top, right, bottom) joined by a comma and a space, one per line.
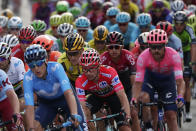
131, 32, 149, 61
100, 31, 140, 131
75, 48, 131, 131
11, 26, 36, 63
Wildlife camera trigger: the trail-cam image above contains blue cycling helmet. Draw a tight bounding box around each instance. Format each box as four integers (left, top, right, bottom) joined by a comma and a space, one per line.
106, 7, 120, 16
75, 16, 90, 29
24, 44, 47, 64
116, 12, 130, 23
136, 13, 152, 26
7, 16, 23, 29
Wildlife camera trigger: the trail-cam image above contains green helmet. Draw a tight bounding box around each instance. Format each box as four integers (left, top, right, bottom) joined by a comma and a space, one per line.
56, 1, 69, 13
188, 14, 196, 25
69, 7, 81, 18
61, 12, 74, 24
31, 20, 47, 32
50, 14, 62, 27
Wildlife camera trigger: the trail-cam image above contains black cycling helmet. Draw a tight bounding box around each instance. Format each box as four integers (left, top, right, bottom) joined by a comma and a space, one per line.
106, 31, 124, 45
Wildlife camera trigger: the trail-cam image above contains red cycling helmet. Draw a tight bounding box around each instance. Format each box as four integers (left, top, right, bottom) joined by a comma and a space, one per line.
156, 21, 173, 36
80, 48, 100, 67
18, 26, 36, 41
147, 29, 168, 44
32, 35, 54, 51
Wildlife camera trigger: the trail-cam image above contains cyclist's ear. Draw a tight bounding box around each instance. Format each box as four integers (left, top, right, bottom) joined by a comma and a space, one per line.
121, 45, 124, 49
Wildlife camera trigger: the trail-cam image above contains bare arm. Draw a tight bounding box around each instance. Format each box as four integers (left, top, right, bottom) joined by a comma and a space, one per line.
25, 105, 35, 129
130, 74, 135, 86
132, 81, 143, 100
6, 89, 20, 114
64, 89, 78, 115
116, 89, 131, 117
176, 78, 185, 97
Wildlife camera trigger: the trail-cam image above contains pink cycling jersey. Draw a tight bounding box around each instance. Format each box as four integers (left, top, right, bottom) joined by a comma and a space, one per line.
75, 65, 124, 102
100, 49, 136, 73
135, 47, 183, 82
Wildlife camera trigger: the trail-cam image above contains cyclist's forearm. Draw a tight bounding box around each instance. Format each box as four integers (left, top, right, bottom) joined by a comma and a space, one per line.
132, 82, 142, 99
130, 75, 135, 86
64, 89, 78, 115
26, 105, 35, 129
176, 79, 185, 96
116, 90, 130, 116
6, 89, 20, 114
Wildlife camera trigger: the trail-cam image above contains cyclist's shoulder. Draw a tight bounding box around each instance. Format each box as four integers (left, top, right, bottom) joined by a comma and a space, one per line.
128, 22, 138, 30
57, 52, 67, 63
88, 28, 93, 34
109, 24, 118, 31
49, 51, 62, 62
88, 39, 95, 47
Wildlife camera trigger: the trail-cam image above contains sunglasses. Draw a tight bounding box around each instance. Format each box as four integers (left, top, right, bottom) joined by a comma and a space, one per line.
108, 15, 116, 19
82, 65, 99, 73
78, 29, 88, 32
0, 57, 7, 62
118, 23, 128, 27
153, 8, 163, 12
95, 40, 105, 44
10, 28, 20, 31
107, 44, 121, 50
28, 60, 45, 68
140, 45, 148, 50
149, 44, 165, 50
66, 51, 80, 56
20, 40, 32, 44
139, 25, 150, 29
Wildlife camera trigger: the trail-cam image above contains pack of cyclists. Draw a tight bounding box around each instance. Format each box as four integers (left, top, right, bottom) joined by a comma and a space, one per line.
0, 0, 196, 131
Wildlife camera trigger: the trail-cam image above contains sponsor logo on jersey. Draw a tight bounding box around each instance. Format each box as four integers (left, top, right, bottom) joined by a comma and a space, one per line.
166, 92, 172, 99
111, 76, 120, 86
82, 80, 88, 87
125, 54, 135, 65
51, 63, 60, 72
172, 54, 181, 63
76, 88, 85, 95
2, 77, 11, 87
101, 73, 111, 78
174, 70, 183, 77
137, 57, 143, 67
136, 72, 141, 78
99, 81, 108, 88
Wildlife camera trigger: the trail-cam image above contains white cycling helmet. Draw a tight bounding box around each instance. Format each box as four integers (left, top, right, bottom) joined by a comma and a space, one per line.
0, 16, 8, 28
2, 34, 19, 48
57, 23, 74, 37
171, 0, 184, 12
7, 16, 23, 29
0, 42, 11, 59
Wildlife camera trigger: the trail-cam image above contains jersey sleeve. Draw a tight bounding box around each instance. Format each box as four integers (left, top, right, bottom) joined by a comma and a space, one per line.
75, 77, 86, 102
52, 63, 71, 92
135, 54, 147, 82
109, 67, 124, 92
23, 72, 34, 106
172, 53, 183, 80
100, 53, 108, 65
0, 70, 13, 93
16, 58, 25, 81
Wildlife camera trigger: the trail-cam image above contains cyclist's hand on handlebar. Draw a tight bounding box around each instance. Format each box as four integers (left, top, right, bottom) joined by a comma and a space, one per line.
12, 113, 23, 126
176, 95, 185, 108
87, 121, 96, 130
69, 114, 81, 127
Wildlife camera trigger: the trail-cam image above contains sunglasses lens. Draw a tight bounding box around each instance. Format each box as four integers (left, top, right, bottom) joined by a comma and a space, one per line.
28, 60, 44, 68
108, 45, 120, 50
149, 44, 164, 50
67, 51, 80, 56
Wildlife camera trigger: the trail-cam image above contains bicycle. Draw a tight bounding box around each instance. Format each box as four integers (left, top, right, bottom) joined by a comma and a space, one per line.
87, 111, 126, 131
0, 119, 23, 131
138, 88, 176, 131
45, 115, 83, 131
176, 103, 186, 128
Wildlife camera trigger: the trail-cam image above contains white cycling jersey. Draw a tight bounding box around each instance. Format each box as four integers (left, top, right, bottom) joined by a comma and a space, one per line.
7, 57, 25, 91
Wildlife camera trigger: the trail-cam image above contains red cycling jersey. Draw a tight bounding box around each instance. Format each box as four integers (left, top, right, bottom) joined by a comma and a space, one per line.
100, 49, 136, 73
75, 65, 124, 102
11, 44, 24, 63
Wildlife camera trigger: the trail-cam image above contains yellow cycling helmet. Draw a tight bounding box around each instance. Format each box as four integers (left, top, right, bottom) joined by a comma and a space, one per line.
61, 12, 74, 24
64, 33, 84, 51
93, 25, 109, 41
1, 9, 14, 19
188, 14, 196, 25
50, 14, 62, 27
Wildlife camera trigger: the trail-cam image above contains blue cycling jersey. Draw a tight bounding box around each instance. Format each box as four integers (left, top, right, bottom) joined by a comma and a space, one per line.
104, 20, 114, 30
109, 22, 138, 45
23, 62, 71, 106
0, 69, 13, 102
167, 34, 183, 59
